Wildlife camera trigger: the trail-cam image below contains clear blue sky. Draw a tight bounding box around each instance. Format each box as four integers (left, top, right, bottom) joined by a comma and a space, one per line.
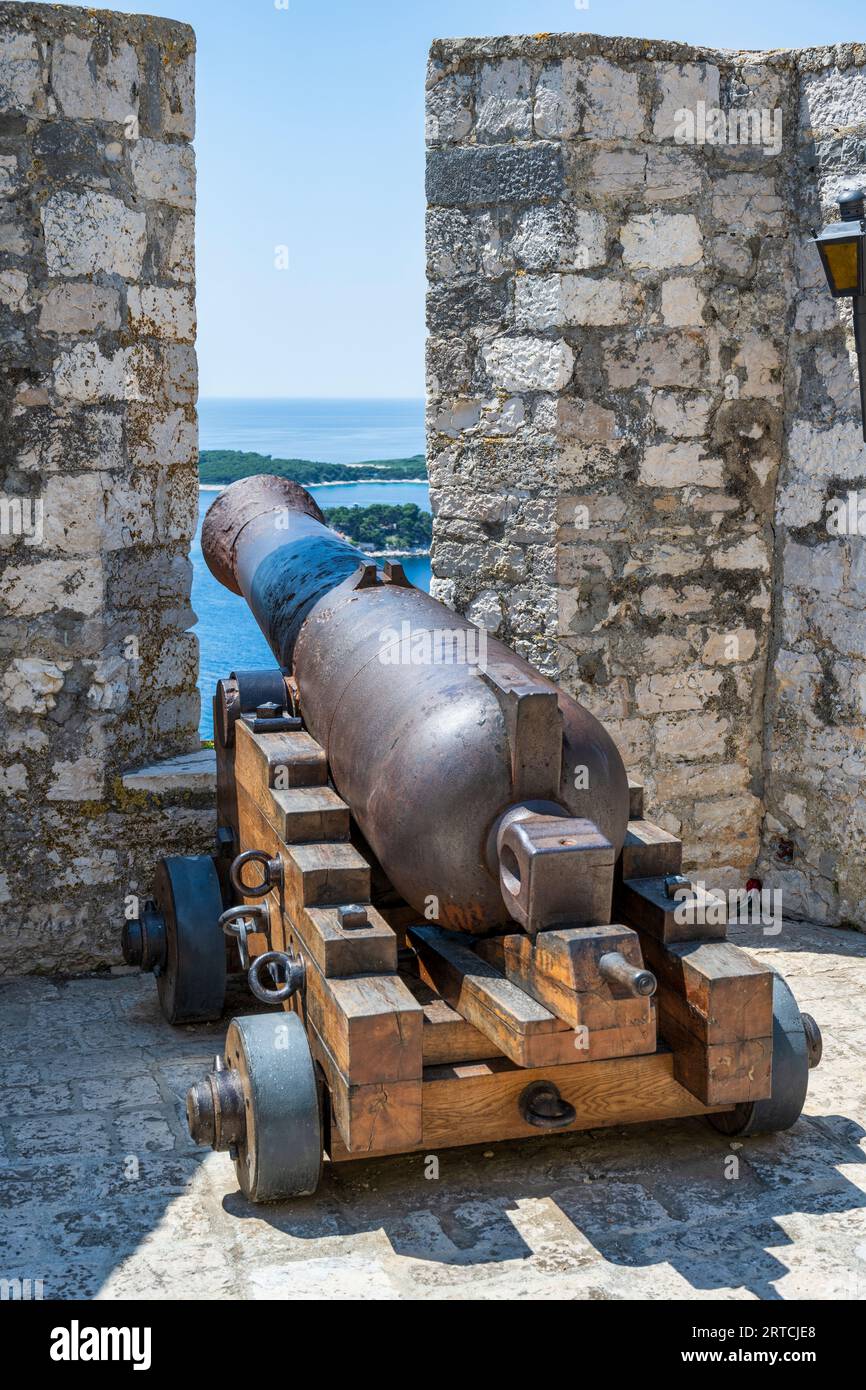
77, 0, 863, 398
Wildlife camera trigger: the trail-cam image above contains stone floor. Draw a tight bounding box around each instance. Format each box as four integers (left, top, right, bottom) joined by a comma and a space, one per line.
1, 918, 865, 1301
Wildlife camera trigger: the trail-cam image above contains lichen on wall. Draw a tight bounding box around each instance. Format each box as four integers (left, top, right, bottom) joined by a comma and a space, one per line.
0, 3, 213, 973
426, 33, 866, 922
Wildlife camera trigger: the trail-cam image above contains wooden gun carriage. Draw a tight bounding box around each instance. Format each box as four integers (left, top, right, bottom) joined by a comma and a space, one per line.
124, 477, 822, 1203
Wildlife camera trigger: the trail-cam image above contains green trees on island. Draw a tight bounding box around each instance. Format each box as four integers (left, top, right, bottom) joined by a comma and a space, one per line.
199, 450, 426, 485
324, 503, 431, 552
199, 451, 431, 553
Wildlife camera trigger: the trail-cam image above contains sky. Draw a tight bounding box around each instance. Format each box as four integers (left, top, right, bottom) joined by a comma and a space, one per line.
65, 0, 865, 399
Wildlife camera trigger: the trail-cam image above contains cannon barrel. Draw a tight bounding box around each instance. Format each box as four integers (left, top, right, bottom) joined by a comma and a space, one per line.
202, 475, 630, 935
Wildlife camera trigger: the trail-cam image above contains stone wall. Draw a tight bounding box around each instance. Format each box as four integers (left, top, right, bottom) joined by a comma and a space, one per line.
426, 33, 866, 922
756, 58, 866, 926
0, 3, 213, 974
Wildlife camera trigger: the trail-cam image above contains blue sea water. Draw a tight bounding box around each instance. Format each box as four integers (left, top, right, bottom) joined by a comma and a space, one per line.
193, 398, 428, 739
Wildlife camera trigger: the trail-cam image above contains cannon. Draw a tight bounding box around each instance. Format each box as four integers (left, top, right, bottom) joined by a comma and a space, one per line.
128, 475, 822, 1202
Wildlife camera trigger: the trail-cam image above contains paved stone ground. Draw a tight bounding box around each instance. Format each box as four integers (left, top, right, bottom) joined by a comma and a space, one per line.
1, 919, 865, 1301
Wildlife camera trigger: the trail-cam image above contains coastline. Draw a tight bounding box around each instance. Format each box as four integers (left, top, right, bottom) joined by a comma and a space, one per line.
199, 479, 427, 492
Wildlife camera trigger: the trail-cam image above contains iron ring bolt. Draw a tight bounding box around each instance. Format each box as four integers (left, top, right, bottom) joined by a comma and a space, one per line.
230, 849, 283, 899
219, 903, 270, 970
247, 949, 306, 1005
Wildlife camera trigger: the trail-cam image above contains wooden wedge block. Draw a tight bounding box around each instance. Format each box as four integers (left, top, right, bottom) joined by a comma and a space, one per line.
619, 820, 682, 879
616, 875, 727, 943
399, 972, 503, 1065
628, 779, 644, 820
409, 925, 586, 1068
476, 926, 656, 1053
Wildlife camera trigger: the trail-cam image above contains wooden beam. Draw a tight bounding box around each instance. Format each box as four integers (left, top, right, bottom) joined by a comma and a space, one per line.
616, 875, 727, 944
627, 933, 774, 1106
299, 947, 422, 1086
308, 1019, 423, 1155
235, 718, 327, 794
418, 1051, 724, 1151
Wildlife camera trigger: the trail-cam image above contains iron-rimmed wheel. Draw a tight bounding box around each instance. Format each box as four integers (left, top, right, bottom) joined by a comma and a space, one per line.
708, 972, 819, 1138
225, 1012, 323, 1203
155, 856, 226, 1025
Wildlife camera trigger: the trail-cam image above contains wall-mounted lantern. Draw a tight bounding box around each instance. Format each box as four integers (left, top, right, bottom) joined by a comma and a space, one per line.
812, 181, 866, 442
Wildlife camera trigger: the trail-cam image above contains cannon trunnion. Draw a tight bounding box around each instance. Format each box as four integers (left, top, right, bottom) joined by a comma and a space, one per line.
128, 477, 821, 1203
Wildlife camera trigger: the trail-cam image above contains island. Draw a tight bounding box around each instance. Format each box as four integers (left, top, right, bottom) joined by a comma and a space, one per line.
324, 503, 431, 554
199, 450, 431, 556
200, 449, 427, 486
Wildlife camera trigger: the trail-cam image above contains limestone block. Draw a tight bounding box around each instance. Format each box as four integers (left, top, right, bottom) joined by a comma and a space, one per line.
652, 61, 721, 140
711, 175, 784, 232
512, 205, 607, 271
39, 283, 122, 335
122, 749, 216, 796
41, 191, 146, 280
167, 214, 195, 283
130, 139, 195, 210
800, 66, 866, 133
661, 278, 705, 326
534, 57, 643, 140
0, 30, 42, 112
702, 629, 758, 664
655, 712, 728, 760
639, 442, 725, 488
1, 559, 103, 617
127, 285, 196, 342
0, 267, 31, 312
51, 33, 139, 123
0, 764, 28, 795
477, 60, 532, 141
41, 474, 108, 552
161, 49, 195, 139
129, 405, 196, 469
650, 390, 713, 437
46, 757, 105, 802
482, 335, 574, 392
1, 657, 70, 714
620, 212, 703, 271
426, 70, 473, 144
635, 668, 723, 714
0, 153, 19, 194
53, 343, 128, 403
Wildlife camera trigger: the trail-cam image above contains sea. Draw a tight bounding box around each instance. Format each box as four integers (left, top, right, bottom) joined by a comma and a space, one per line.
194, 398, 428, 739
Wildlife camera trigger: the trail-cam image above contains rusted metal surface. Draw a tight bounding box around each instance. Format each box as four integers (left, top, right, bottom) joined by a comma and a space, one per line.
201, 474, 631, 936
201, 475, 326, 595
